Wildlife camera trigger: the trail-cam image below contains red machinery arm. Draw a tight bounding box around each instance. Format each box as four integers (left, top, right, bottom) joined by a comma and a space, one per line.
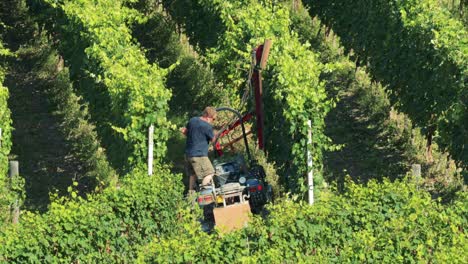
252, 39, 272, 150
214, 40, 271, 156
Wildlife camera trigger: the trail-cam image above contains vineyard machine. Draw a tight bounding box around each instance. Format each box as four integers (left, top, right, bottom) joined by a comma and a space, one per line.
197, 40, 273, 232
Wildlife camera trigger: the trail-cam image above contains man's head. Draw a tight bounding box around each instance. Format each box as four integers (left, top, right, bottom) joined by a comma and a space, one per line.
202, 106, 217, 123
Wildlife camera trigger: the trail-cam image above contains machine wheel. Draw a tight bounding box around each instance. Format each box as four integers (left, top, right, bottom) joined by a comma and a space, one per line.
250, 205, 262, 214
203, 204, 215, 223
248, 198, 263, 214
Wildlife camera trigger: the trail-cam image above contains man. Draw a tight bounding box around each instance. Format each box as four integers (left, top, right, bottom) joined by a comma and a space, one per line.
181, 107, 217, 191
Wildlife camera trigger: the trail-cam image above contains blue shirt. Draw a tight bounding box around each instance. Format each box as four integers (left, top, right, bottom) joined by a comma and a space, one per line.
185, 117, 214, 157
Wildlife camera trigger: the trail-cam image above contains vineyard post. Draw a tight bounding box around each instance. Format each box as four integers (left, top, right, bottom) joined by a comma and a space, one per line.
0, 128, 2, 147
412, 164, 421, 187
307, 120, 314, 205
9, 161, 19, 224
148, 124, 154, 176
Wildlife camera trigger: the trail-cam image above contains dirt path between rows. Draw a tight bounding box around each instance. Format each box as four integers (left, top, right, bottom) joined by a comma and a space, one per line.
5, 43, 85, 212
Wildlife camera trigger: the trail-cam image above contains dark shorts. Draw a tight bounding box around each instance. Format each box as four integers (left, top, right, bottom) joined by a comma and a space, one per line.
185, 156, 215, 180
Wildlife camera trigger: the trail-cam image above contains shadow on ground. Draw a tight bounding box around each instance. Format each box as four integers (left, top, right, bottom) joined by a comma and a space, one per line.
323, 69, 411, 188
5, 41, 86, 212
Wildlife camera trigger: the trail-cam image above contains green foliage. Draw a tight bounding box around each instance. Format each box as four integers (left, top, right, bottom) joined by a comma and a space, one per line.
0, 37, 13, 225
5, 173, 26, 225
252, 148, 283, 198
41, 0, 172, 172
8, 173, 25, 205
164, 0, 333, 195
305, 0, 468, 170
0, 49, 12, 180
36, 45, 118, 188
284, 0, 462, 196
138, 179, 467, 263
0, 168, 186, 262
2, 10, 119, 210
438, 0, 468, 26
0, 0, 36, 52
131, 10, 226, 116
162, 0, 226, 52
1, 2, 465, 262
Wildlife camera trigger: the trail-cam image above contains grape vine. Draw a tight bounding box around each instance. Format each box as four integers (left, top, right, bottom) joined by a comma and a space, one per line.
0, 38, 13, 223
42, 0, 172, 172
305, 0, 468, 170
0, 42, 12, 182
287, 0, 462, 194
129, 8, 227, 116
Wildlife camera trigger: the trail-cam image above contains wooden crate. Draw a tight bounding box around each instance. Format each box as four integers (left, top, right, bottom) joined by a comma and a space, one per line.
213, 202, 251, 233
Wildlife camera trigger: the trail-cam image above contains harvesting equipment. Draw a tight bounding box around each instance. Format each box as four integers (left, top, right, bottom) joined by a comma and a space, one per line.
196, 40, 273, 232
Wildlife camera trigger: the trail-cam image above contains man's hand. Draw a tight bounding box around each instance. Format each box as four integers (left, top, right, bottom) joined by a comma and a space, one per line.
211, 130, 219, 143
180, 127, 187, 135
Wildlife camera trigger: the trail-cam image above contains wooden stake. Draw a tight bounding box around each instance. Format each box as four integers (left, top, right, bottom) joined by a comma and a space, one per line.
9, 161, 19, 224
412, 164, 421, 187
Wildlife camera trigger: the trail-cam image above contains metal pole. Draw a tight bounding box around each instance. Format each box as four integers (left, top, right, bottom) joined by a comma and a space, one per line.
148, 124, 154, 176
307, 120, 314, 205
0, 128, 2, 148
9, 161, 19, 224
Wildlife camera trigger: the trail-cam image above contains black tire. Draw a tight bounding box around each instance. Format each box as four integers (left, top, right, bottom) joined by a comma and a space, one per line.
249, 199, 263, 214
203, 203, 215, 223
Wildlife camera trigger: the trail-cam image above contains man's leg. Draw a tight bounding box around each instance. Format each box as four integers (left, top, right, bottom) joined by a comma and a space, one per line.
185, 156, 197, 194
189, 175, 197, 191
191, 156, 215, 189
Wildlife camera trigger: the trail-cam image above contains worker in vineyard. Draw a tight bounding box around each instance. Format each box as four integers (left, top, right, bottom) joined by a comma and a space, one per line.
180, 107, 217, 192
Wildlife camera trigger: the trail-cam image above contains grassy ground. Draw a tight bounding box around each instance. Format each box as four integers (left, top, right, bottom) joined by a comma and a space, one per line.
5, 38, 86, 212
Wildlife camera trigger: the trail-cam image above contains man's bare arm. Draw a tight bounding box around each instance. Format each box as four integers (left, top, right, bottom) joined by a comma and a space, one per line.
211, 130, 218, 143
